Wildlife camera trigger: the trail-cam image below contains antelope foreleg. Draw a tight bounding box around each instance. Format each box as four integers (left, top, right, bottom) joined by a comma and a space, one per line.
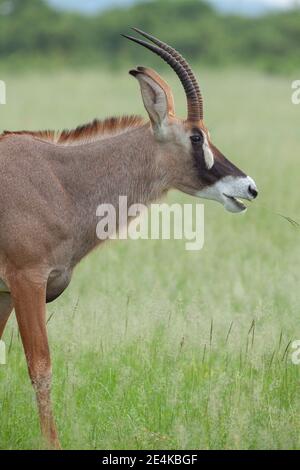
9, 273, 60, 449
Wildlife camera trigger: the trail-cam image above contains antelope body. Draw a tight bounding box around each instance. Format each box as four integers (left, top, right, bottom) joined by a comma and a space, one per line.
0, 30, 257, 448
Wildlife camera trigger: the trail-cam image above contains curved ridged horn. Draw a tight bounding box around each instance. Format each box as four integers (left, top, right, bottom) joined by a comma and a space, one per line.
132, 27, 203, 120
122, 33, 201, 122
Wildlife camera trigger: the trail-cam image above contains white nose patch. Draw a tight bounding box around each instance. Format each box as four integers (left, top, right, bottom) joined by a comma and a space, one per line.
196, 175, 258, 213
221, 175, 257, 199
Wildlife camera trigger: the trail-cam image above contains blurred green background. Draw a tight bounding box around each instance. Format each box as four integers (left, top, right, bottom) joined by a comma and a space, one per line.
0, 0, 299, 73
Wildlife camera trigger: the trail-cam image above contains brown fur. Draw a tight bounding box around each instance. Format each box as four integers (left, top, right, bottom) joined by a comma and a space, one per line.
0, 115, 145, 146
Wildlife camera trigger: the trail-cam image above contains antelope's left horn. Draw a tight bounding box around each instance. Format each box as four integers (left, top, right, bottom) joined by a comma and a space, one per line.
131, 28, 204, 121
122, 32, 201, 122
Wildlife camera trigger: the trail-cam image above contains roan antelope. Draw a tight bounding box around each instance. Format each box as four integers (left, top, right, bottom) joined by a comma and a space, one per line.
0, 29, 258, 449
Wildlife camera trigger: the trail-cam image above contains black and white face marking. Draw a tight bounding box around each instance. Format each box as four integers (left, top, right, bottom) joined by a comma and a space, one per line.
191, 129, 258, 213
190, 129, 214, 170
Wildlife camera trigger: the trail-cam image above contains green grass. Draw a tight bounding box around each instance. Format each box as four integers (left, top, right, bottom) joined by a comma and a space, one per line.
0, 67, 300, 450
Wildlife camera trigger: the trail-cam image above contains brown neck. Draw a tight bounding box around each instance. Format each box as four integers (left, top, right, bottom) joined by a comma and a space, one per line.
51, 124, 171, 265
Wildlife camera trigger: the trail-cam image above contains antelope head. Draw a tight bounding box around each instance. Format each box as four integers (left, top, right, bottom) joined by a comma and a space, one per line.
123, 29, 258, 213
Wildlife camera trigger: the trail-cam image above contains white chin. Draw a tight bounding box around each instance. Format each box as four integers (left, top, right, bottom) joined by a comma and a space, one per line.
223, 196, 247, 213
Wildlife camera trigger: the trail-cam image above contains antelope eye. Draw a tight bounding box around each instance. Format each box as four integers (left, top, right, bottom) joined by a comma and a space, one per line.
190, 134, 203, 144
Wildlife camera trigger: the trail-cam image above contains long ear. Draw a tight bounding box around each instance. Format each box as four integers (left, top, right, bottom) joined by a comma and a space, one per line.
129, 66, 175, 133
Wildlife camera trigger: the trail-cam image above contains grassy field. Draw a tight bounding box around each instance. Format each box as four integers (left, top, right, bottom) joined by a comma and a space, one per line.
0, 67, 300, 450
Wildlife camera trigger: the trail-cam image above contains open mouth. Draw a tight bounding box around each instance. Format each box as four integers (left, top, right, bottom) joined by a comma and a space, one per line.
223, 194, 247, 213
